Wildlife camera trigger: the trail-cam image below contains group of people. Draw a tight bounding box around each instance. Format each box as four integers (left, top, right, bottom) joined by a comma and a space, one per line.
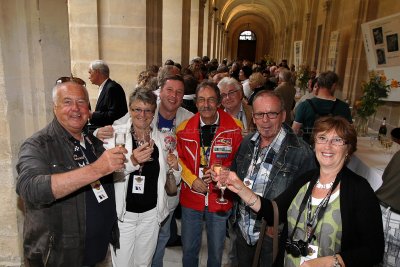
16, 57, 397, 267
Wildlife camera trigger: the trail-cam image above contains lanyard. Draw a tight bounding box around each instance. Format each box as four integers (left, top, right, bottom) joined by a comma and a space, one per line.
289, 174, 341, 243
199, 124, 217, 166
71, 134, 96, 167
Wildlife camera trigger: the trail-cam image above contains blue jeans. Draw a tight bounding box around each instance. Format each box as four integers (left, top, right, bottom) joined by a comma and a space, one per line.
181, 206, 231, 267
151, 211, 173, 267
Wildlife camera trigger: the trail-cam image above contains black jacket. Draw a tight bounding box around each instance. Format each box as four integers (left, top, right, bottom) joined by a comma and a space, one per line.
16, 118, 118, 266
91, 79, 128, 127
259, 166, 384, 267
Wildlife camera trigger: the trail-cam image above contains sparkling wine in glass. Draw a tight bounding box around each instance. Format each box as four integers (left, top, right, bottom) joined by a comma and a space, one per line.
114, 130, 126, 172
216, 165, 228, 204
137, 129, 154, 162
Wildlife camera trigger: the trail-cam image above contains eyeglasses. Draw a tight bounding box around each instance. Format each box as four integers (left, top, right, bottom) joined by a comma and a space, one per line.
196, 97, 218, 104
56, 76, 86, 86
131, 108, 154, 116
315, 136, 347, 146
60, 98, 89, 108
221, 89, 240, 99
252, 111, 281, 120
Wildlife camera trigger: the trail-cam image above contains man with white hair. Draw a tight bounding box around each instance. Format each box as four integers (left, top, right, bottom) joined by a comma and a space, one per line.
88, 59, 128, 127
218, 77, 255, 134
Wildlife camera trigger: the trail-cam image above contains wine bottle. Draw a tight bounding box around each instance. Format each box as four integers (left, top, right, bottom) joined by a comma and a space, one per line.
378, 117, 387, 140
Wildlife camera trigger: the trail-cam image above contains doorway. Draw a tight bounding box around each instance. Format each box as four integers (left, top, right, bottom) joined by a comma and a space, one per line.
237, 30, 256, 61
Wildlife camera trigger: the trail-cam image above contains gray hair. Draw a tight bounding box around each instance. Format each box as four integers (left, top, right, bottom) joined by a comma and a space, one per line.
278, 69, 292, 83
52, 82, 89, 104
129, 86, 157, 110
217, 77, 242, 92
252, 90, 285, 111
89, 60, 110, 77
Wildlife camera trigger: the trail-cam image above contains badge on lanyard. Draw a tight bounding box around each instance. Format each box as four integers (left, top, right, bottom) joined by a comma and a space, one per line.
132, 175, 146, 194
91, 180, 109, 203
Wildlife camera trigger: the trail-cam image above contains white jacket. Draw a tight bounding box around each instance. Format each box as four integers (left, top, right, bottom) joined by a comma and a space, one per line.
105, 105, 193, 222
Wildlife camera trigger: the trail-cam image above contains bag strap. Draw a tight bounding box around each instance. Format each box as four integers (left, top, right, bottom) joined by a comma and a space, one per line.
252, 200, 279, 267
306, 99, 319, 115
272, 200, 279, 261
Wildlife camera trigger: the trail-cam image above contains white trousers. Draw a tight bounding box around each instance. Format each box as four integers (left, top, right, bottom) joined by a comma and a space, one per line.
112, 208, 160, 267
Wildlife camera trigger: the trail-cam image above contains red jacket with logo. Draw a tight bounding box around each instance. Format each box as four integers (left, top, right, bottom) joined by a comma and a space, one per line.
176, 109, 243, 212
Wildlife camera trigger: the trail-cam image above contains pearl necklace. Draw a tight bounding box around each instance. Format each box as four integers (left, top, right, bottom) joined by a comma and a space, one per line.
315, 179, 334, 189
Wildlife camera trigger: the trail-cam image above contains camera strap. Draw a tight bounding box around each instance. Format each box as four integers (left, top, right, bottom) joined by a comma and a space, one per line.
289, 174, 341, 243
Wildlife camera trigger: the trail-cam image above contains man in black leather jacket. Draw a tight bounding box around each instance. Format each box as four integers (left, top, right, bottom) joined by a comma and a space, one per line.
16, 80, 126, 266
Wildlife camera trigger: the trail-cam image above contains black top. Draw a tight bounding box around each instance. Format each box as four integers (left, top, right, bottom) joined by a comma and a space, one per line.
80, 139, 116, 265
126, 141, 160, 213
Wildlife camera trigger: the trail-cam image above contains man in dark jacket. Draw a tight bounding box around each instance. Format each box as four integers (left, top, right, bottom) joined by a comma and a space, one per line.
16, 79, 126, 266
88, 59, 128, 127
231, 90, 316, 267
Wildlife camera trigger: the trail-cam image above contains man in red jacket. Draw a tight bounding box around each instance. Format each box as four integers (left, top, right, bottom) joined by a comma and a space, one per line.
176, 81, 243, 267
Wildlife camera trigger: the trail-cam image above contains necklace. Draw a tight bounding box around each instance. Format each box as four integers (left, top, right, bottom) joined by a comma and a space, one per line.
315, 179, 334, 189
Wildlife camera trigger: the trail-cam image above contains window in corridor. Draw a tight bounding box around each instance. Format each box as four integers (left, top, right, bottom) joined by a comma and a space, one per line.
239, 30, 256, 41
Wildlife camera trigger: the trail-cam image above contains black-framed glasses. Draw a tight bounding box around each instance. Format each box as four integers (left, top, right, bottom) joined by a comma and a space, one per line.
221, 89, 240, 99
55, 76, 86, 86
252, 111, 281, 120
315, 135, 347, 146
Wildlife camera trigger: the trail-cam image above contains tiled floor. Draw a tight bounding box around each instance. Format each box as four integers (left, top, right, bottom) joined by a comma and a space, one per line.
99, 219, 233, 267
163, 221, 232, 267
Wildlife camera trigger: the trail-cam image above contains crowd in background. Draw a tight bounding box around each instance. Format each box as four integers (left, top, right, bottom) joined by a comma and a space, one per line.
16, 55, 399, 267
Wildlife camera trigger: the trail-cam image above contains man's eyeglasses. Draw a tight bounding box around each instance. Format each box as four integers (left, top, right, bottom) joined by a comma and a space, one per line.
56, 76, 86, 86
131, 108, 154, 116
196, 97, 218, 104
252, 111, 281, 120
315, 136, 347, 146
221, 89, 240, 99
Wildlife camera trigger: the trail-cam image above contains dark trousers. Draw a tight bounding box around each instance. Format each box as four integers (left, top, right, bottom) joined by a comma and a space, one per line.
235, 226, 273, 267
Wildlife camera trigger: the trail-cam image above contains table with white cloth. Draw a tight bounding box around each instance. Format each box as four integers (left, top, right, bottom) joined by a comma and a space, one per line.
347, 136, 400, 191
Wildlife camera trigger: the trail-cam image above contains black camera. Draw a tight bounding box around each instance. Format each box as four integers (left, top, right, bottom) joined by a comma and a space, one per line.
285, 239, 310, 257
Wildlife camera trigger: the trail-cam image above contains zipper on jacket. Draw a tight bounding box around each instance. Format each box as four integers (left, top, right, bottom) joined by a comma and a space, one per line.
44, 234, 54, 267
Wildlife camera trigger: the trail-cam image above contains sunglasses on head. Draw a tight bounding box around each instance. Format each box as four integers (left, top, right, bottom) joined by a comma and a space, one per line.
55, 76, 86, 86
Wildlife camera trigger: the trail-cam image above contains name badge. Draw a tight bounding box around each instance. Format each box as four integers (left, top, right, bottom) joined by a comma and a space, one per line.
300, 244, 318, 264
91, 180, 109, 203
132, 175, 146, 194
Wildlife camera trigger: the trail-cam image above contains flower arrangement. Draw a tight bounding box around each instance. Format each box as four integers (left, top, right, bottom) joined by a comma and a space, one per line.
296, 64, 311, 92
355, 71, 395, 118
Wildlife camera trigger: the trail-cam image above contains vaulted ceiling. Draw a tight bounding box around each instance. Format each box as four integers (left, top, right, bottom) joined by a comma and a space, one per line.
211, 0, 314, 60
215, 0, 310, 32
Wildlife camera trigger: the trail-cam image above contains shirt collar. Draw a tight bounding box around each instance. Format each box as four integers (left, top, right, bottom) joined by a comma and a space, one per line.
200, 111, 220, 127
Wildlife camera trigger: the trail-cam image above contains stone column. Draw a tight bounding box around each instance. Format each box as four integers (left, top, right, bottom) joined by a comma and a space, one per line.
163, 0, 183, 64
0, 0, 71, 265
190, 0, 200, 60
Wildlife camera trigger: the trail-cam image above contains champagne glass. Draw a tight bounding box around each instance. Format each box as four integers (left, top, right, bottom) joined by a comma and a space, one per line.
137, 129, 154, 162
215, 163, 228, 204
164, 131, 177, 174
114, 129, 126, 172
216, 166, 229, 204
